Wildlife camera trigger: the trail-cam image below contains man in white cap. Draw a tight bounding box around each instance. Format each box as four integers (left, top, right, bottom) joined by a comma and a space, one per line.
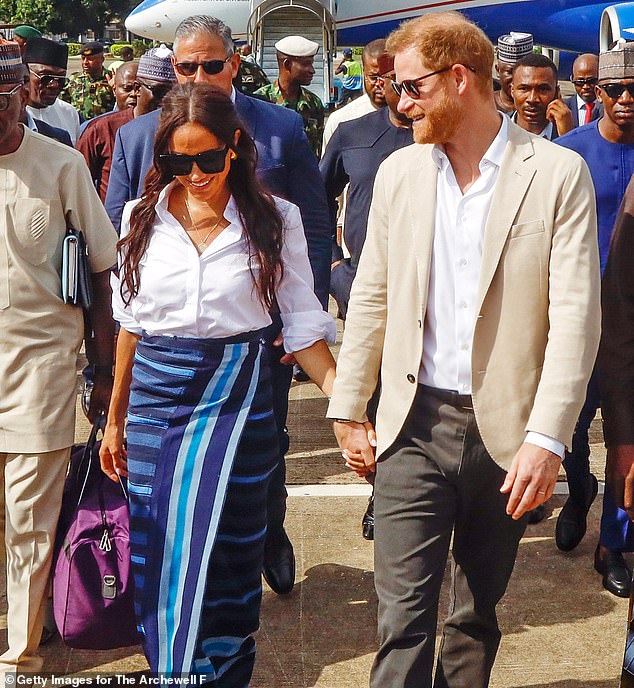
255, 35, 325, 156
495, 31, 534, 114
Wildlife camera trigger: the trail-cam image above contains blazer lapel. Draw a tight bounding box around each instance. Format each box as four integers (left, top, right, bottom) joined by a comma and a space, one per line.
407, 146, 438, 305
476, 124, 536, 310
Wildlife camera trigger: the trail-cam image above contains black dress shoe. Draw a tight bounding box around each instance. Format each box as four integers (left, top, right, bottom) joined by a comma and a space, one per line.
263, 529, 295, 595
594, 545, 632, 598
527, 503, 546, 524
362, 496, 374, 541
555, 474, 598, 551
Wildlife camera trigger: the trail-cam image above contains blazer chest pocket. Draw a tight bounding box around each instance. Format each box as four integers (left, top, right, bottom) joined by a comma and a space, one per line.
10, 198, 50, 265
509, 220, 545, 239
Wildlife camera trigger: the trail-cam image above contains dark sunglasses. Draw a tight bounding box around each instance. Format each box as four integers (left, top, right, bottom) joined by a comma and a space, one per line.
160, 146, 229, 176
391, 64, 475, 98
134, 80, 172, 97
571, 77, 598, 87
29, 69, 67, 89
0, 83, 22, 111
173, 57, 232, 78
599, 82, 634, 99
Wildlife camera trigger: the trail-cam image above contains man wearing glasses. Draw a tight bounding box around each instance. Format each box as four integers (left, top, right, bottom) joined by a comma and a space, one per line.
106, 15, 330, 598
555, 45, 634, 597
0, 41, 118, 675
24, 38, 81, 143
78, 46, 176, 202
565, 53, 603, 128
328, 12, 599, 687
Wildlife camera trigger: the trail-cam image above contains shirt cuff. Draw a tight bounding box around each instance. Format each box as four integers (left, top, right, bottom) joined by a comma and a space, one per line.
525, 432, 565, 459
281, 309, 337, 353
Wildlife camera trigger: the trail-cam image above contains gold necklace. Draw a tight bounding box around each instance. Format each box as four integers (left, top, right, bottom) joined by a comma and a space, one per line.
184, 193, 224, 252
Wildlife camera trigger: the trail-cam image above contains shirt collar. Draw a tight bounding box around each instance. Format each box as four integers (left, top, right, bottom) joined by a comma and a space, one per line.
155, 180, 241, 227
432, 112, 508, 172
510, 111, 553, 139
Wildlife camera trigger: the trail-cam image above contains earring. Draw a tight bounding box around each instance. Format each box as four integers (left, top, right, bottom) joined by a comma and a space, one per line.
230, 151, 237, 160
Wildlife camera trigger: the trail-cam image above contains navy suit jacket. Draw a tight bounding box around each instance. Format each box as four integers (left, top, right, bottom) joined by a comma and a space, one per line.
105, 90, 331, 307
32, 119, 73, 147
564, 94, 603, 128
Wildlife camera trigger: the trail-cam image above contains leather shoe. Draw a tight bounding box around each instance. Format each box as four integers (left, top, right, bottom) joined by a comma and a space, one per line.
527, 503, 546, 524
263, 529, 295, 595
555, 474, 598, 551
594, 545, 632, 598
362, 496, 374, 541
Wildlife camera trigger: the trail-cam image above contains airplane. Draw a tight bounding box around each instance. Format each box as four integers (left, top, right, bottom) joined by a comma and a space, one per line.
125, 0, 634, 73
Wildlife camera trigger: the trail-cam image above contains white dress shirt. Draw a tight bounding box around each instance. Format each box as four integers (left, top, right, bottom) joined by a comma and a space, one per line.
112, 183, 336, 354
419, 115, 564, 457
26, 99, 81, 144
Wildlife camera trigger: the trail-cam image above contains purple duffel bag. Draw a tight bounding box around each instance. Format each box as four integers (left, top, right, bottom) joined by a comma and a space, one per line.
52, 413, 140, 649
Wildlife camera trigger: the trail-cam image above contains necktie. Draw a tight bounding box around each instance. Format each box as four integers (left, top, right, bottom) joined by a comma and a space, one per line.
584, 102, 594, 125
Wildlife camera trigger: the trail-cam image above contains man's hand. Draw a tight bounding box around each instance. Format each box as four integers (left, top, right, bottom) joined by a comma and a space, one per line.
606, 444, 634, 521
86, 373, 113, 423
272, 333, 297, 366
333, 420, 376, 477
500, 442, 561, 519
546, 99, 574, 136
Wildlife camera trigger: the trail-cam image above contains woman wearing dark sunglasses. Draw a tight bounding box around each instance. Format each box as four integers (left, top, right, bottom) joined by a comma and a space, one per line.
100, 82, 336, 683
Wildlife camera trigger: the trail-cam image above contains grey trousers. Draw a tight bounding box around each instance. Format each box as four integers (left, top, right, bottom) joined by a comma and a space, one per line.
371, 385, 527, 688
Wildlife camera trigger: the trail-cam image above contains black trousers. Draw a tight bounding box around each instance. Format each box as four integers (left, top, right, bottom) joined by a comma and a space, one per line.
371, 385, 527, 688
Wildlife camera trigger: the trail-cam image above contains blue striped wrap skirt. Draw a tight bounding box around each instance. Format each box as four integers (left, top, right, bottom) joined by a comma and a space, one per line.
126, 329, 279, 685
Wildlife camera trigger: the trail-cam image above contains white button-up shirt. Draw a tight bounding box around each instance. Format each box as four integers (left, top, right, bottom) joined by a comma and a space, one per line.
112, 183, 336, 354
419, 115, 563, 458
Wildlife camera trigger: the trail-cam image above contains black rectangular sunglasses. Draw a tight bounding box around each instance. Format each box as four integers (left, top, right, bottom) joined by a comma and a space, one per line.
599, 82, 634, 99
159, 146, 229, 176
173, 57, 231, 77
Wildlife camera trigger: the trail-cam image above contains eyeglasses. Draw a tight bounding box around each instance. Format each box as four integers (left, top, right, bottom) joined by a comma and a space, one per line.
134, 80, 172, 97
159, 146, 229, 176
29, 69, 67, 89
571, 77, 598, 87
0, 83, 22, 111
365, 74, 384, 84
173, 57, 232, 78
599, 82, 634, 99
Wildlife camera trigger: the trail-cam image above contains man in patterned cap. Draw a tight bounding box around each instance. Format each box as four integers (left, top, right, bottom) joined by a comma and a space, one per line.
60, 41, 115, 120
255, 35, 325, 156
78, 45, 176, 202
495, 31, 534, 113
0, 41, 117, 675
24, 37, 81, 143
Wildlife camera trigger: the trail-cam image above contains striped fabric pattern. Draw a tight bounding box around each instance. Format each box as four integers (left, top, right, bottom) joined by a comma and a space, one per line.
126, 332, 278, 682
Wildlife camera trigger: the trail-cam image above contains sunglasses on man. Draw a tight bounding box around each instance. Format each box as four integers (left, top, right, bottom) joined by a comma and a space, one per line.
173, 57, 232, 78
571, 77, 598, 87
0, 83, 23, 112
134, 80, 172, 97
599, 82, 634, 99
391, 64, 476, 98
29, 70, 67, 89
160, 146, 229, 176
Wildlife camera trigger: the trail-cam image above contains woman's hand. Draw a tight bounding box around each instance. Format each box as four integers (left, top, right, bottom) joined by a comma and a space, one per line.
100, 421, 128, 483
334, 420, 377, 477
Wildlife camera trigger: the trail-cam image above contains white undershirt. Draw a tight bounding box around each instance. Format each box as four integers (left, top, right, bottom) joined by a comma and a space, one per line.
419, 115, 564, 458
111, 183, 336, 353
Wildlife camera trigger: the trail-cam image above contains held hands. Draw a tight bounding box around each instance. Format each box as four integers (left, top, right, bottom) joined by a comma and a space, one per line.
333, 420, 377, 477
99, 421, 128, 483
546, 99, 574, 137
500, 442, 561, 519
606, 445, 634, 521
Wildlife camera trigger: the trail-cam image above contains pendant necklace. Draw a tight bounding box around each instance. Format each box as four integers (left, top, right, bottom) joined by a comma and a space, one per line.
184, 193, 224, 252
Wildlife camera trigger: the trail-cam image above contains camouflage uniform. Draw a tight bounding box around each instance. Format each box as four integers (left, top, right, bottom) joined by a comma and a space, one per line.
234, 57, 270, 96
60, 69, 115, 120
254, 80, 325, 157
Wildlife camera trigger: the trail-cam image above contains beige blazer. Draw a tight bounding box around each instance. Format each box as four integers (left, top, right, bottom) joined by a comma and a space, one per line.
327, 122, 601, 471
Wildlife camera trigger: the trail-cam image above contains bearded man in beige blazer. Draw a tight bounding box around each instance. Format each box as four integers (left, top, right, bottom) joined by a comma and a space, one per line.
327, 12, 601, 688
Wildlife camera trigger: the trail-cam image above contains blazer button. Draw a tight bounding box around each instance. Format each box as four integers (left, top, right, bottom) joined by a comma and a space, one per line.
407, 374, 416, 383
417, 319, 422, 328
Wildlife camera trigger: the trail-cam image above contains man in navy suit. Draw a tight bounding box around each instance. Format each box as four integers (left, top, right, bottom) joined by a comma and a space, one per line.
564, 53, 604, 128
105, 15, 331, 596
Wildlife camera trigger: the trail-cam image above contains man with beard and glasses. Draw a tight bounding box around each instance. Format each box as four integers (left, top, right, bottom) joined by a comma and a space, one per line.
327, 12, 600, 688
105, 14, 330, 598
565, 53, 603, 127
78, 46, 176, 202
553, 44, 634, 598
510, 52, 574, 140
494, 32, 533, 115
24, 38, 81, 143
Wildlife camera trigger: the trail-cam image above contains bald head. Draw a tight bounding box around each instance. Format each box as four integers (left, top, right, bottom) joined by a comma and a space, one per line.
572, 53, 599, 103
114, 61, 139, 110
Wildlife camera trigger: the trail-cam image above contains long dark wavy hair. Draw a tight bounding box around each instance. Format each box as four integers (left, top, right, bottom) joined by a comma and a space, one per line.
118, 82, 284, 309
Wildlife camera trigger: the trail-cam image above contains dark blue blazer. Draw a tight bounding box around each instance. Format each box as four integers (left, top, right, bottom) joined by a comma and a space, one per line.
564, 94, 603, 128
32, 118, 73, 147
105, 90, 331, 307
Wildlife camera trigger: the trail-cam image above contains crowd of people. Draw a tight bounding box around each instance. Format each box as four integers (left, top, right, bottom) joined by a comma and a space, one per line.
0, 8, 633, 688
